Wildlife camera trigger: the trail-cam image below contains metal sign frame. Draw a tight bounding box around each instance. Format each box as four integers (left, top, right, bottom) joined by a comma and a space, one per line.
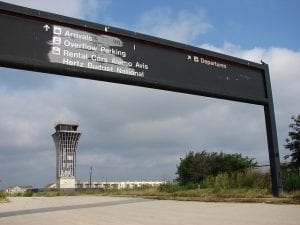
0, 1, 282, 196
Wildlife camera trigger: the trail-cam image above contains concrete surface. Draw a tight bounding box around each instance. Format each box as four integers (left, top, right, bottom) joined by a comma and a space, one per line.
0, 196, 299, 225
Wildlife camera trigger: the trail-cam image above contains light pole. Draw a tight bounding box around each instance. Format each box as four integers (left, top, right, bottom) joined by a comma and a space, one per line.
89, 166, 93, 189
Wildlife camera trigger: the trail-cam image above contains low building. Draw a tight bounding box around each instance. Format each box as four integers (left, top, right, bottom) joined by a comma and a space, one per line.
4, 186, 33, 195
45, 183, 57, 189
76, 181, 165, 190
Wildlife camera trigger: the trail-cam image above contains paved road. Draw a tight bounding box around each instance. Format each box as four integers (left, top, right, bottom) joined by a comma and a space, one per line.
0, 196, 299, 225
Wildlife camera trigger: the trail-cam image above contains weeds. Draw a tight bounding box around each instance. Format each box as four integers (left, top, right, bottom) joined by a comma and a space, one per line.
6, 170, 299, 204
0, 192, 8, 203
282, 171, 300, 192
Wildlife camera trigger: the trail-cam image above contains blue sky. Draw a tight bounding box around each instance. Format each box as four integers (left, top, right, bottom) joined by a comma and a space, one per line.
103, 0, 300, 50
0, 0, 299, 188
94, 0, 300, 50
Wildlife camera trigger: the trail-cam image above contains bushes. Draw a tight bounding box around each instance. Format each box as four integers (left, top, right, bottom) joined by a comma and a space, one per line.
282, 170, 300, 192
281, 163, 300, 192
159, 170, 271, 197
0, 192, 7, 199
0, 192, 8, 202
174, 150, 273, 196
24, 190, 33, 197
200, 170, 271, 190
159, 182, 199, 193
156, 171, 271, 199
236, 170, 271, 189
176, 151, 257, 185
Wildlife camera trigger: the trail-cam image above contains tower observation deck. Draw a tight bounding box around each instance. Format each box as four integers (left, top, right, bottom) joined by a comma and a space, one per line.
52, 123, 81, 189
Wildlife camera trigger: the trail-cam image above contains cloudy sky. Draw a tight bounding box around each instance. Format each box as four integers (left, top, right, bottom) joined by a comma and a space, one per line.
0, 0, 299, 188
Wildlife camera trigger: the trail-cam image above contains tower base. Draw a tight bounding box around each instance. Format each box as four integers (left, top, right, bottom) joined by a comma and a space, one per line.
57, 178, 75, 189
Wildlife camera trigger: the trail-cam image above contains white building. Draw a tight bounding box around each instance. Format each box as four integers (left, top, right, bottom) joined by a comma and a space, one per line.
45, 183, 57, 189
4, 186, 33, 195
76, 181, 165, 190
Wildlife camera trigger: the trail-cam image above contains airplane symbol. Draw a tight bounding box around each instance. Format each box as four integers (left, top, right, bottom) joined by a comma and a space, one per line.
43, 24, 50, 32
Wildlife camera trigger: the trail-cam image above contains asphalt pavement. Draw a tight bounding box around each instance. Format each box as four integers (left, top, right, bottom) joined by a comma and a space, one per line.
0, 196, 299, 225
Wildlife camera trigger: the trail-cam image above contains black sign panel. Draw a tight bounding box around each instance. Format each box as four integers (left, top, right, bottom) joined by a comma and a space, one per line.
0, 2, 267, 105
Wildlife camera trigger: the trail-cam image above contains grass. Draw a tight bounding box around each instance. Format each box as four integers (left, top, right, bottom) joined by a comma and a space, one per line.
6, 170, 300, 204
282, 171, 300, 191
5, 187, 300, 204
0, 192, 9, 203
23, 185, 298, 204
100, 186, 300, 204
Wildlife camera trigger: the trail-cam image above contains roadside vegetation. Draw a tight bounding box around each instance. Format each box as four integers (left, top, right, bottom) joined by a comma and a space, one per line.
14, 161, 299, 204
280, 114, 300, 199
0, 192, 9, 203
6, 171, 300, 204
5, 114, 300, 204
14, 177, 299, 204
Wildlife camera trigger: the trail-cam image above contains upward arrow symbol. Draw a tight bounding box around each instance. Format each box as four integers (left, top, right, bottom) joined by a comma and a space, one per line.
43, 24, 50, 32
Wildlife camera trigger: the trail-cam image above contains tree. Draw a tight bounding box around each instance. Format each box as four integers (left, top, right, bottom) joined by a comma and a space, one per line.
222, 153, 257, 174
176, 151, 257, 185
284, 114, 300, 170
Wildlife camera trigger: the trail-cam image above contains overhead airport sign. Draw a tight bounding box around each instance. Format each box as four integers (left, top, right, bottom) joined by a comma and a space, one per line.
0, 1, 282, 196
0, 2, 267, 105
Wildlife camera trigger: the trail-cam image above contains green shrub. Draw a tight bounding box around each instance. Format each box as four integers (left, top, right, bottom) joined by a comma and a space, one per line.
159, 182, 200, 193
282, 171, 300, 192
200, 170, 271, 190
214, 173, 230, 189
158, 183, 181, 193
0, 192, 7, 199
183, 182, 199, 190
200, 175, 214, 188
176, 151, 257, 185
230, 170, 270, 189
24, 190, 33, 197
237, 173, 252, 188
0, 192, 8, 202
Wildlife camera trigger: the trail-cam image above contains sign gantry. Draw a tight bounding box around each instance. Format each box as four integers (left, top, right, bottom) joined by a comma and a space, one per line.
0, 1, 282, 196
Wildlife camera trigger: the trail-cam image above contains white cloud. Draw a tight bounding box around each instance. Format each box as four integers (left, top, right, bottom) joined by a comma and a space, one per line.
136, 7, 212, 43
200, 43, 300, 108
200, 42, 300, 156
1, 45, 299, 186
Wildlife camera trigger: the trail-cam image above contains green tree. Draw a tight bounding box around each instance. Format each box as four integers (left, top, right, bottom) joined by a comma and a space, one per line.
222, 153, 257, 174
176, 151, 257, 185
284, 114, 300, 170
176, 151, 196, 184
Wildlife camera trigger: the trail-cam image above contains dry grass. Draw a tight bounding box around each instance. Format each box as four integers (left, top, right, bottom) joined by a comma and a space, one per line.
10, 187, 300, 204
93, 187, 299, 204
0, 192, 9, 203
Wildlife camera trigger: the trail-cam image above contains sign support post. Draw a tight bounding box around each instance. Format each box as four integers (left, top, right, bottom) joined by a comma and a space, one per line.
263, 64, 283, 196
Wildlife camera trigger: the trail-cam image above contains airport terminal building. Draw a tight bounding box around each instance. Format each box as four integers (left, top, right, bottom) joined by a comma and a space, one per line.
75, 181, 165, 190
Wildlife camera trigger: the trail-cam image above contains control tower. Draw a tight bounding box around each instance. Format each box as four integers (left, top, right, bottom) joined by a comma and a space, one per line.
52, 123, 81, 190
